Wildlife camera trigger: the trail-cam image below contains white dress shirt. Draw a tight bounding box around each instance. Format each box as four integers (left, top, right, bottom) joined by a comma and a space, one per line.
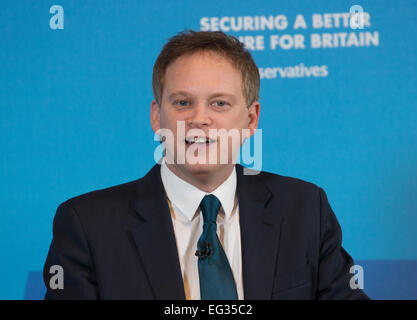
160, 161, 244, 300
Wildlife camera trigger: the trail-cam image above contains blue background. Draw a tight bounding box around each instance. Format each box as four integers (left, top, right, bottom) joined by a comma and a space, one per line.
0, 0, 416, 299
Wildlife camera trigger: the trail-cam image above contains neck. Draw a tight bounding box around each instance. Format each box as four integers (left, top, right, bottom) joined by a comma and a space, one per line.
165, 163, 235, 193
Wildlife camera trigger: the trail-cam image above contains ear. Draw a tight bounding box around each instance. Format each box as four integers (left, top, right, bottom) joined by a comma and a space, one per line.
150, 99, 161, 133
246, 101, 260, 138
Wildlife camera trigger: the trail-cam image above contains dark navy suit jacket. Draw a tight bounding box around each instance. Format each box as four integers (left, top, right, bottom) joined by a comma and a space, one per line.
43, 164, 369, 299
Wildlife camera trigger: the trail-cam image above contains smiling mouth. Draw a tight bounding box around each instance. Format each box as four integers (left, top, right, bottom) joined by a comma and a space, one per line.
185, 136, 216, 145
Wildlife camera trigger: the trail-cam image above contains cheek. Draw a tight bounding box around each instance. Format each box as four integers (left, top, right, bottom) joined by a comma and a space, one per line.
217, 113, 248, 131
159, 110, 177, 130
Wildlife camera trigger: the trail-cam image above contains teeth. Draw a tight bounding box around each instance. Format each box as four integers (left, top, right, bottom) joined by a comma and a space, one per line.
186, 137, 213, 144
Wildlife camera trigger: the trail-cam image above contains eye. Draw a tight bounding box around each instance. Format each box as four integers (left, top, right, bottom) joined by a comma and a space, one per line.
174, 100, 189, 107
212, 100, 228, 107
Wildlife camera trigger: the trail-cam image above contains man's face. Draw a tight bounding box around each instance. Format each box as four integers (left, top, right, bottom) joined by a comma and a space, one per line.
151, 51, 259, 179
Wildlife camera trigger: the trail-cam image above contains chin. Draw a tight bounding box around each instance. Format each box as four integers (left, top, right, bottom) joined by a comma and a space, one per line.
182, 161, 231, 177
183, 162, 219, 174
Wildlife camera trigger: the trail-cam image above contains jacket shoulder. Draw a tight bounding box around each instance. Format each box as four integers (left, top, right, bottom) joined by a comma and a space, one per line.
57, 165, 160, 222
65, 178, 140, 210
242, 166, 321, 198
54, 178, 144, 230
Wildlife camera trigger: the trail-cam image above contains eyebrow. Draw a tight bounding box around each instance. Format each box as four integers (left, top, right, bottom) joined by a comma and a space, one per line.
167, 91, 236, 100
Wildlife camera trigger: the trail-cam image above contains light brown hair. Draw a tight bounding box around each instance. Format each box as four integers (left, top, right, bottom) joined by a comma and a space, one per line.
152, 30, 260, 107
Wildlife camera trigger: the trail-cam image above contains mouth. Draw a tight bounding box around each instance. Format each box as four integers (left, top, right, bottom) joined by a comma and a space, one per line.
185, 136, 216, 146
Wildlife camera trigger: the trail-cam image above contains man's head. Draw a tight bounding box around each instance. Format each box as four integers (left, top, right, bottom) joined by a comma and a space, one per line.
150, 30, 261, 190
152, 30, 260, 108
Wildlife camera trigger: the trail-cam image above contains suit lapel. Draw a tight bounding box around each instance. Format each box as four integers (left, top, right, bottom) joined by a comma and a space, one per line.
128, 164, 185, 299
127, 164, 283, 300
236, 165, 283, 299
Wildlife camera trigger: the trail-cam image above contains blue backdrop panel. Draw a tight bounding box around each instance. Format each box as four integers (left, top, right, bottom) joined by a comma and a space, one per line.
0, 0, 416, 299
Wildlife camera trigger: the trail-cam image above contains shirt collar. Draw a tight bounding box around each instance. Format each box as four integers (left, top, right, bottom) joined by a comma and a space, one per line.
160, 160, 237, 222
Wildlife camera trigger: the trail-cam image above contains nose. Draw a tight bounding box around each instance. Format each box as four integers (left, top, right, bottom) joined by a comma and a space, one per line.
187, 103, 212, 128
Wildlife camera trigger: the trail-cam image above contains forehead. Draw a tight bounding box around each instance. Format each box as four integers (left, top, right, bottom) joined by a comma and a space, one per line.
163, 51, 244, 97
170, 50, 236, 68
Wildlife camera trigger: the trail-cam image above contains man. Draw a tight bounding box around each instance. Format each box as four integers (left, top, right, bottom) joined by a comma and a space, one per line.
43, 30, 369, 299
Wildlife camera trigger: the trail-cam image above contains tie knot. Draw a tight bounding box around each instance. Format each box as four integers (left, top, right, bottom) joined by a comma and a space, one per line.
200, 195, 221, 224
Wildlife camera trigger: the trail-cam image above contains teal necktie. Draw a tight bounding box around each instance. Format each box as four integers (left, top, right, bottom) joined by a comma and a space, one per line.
196, 194, 238, 300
